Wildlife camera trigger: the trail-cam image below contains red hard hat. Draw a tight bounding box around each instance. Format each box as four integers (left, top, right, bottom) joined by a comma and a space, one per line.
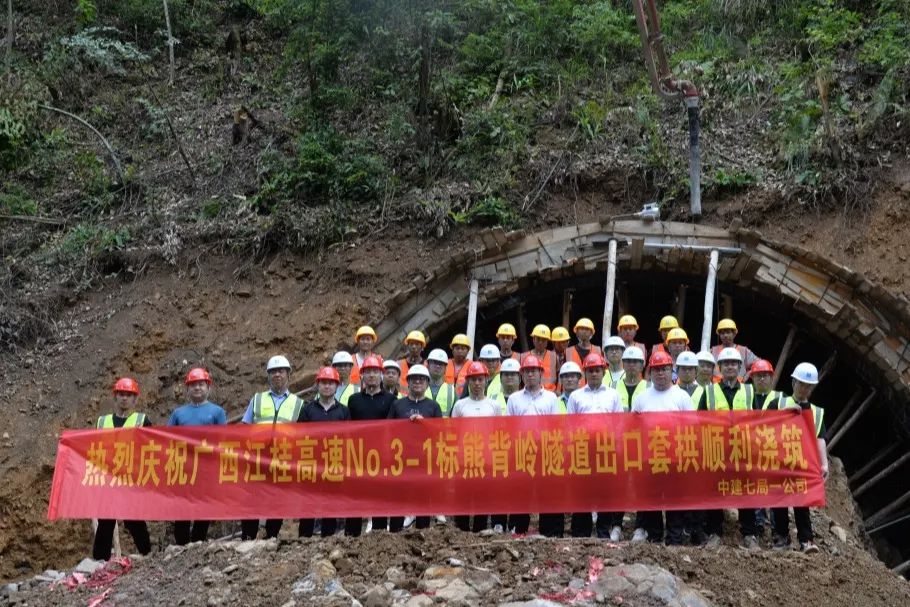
520, 354, 544, 371
465, 361, 489, 378
185, 368, 213, 385
361, 355, 383, 372
751, 359, 774, 375
113, 377, 140, 395
582, 352, 606, 369
649, 351, 673, 368
316, 366, 341, 383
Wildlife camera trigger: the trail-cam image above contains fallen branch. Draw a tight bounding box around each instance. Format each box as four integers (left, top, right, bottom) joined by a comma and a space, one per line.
0, 213, 66, 225
147, 86, 196, 186
38, 104, 125, 183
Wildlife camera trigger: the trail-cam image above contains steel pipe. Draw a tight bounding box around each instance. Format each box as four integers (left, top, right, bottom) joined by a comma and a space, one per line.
602, 239, 618, 339
700, 249, 719, 352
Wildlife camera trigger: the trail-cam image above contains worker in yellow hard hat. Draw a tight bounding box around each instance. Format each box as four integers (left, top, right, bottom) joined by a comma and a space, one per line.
520, 324, 557, 391
551, 326, 570, 368
398, 330, 427, 390
350, 325, 378, 383
496, 323, 521, 362
709, 319, 757, 381
445, 333, 472, 393
566, 318, 602, 369
652, 315, 679, 356
617, 315, 648, 361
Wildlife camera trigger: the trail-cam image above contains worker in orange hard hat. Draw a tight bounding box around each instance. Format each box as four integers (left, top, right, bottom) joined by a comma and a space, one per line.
398, 330, 427, 390
93, 377, 152, 561
350, 325, 378, 384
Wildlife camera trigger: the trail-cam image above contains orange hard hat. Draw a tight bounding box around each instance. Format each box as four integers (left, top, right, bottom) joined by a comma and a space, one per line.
751, 359, 774, 375
649, 351, 673, 368
113, 377, 140, 395
465, 361, 489, 378
316, 366, 341, 383
582, 352, 607, 369
360, 355, 383, 371
520, 354, 544, 371
184, 368, 212, 386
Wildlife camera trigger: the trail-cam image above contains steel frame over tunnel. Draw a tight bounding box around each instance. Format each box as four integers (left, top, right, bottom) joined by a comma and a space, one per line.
370, 220, 910, 575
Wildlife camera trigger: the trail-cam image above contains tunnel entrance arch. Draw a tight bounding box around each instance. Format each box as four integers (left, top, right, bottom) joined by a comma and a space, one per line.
371, 220, 910, 573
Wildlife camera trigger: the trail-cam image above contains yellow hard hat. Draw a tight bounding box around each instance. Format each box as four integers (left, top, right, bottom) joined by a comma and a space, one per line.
716, 318, 738, 332
530, 324, 551, 340
573, 318, 596, 334
450, 333, 470, 348
667, 327, 689, 343
659, 315, 679, 331
355, 325, 377, 341
617, 315, 639, 330
496, 323, 517, 338
404, 330, 427, 346
551, 327, 570, 342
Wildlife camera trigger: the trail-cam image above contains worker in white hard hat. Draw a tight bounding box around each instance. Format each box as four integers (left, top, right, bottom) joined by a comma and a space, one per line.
332, 351, 360, 405
425, 348, 456, 416
695, 351, 717, 388
478, 344, 502, 400
603, 336, 627, 387
388, 363, 442, 532
556, 361, 582, 413
695, 346, 758, 549
616, 347, 647, 411
382, 360, 406, 398
491, 358, 521, 416
240, 355, 305, 540
763, 362, 827, 554
674, 351, 699, 396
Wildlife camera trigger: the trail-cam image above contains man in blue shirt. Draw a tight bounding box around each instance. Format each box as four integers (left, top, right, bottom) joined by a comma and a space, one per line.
168, 368, 226, 546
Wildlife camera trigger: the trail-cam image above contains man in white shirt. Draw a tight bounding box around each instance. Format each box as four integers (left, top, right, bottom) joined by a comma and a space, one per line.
566, 352, 623, 540
505, 354, 562, 536
630, 351, 698, 546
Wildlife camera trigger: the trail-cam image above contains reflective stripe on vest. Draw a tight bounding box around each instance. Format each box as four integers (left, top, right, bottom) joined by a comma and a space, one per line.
493, 391, 508, 415
706, 383, 753, 411
96, 412, 146, 429
252, 392, 303, 424
557, 394, 568, 414
337, 382, 359, 406
772, 396, 825, 437
445, 360, 471, 393
616, 380, 647, 411
429, 383, 456, 414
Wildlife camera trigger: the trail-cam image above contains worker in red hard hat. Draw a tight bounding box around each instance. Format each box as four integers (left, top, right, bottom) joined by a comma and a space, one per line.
168, 368, 226, 546
92, 377, 152, 561
298, 367, 351, 538
345, 356, 396, 536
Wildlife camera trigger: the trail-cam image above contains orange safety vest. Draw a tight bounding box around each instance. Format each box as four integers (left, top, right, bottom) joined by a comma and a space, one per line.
445, 359, 471, 393
501, 351, 520, 361
398, 358, 424, 389
563, 345, 603, 389
350, 351, 382, 384
520, 350, 557, 391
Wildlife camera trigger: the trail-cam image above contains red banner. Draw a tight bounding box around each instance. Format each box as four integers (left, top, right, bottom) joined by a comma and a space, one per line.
48, 410, 824, 520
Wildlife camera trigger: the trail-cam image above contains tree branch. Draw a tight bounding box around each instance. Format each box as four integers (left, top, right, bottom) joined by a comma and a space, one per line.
38, 104, 125, 183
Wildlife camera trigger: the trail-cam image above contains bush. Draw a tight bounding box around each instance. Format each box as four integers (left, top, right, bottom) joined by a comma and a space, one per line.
53, 26, 149, 76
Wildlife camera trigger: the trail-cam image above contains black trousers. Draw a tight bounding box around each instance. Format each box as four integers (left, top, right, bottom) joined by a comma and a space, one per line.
490, 514, 508, 529
344, 517, 388, 537
299, 518, 338, 538
773, 507, 813, 543
636, 511, 688, 545
704, 509, 758, 537
93, 519, 151, 560
570, 512, 617, 538
174, 521, 210, 545
454, 515, 488, 533
509, 514, 530, 534
389, 516, 430, 532
538, 513, 565, 538
240, 518, 283, 540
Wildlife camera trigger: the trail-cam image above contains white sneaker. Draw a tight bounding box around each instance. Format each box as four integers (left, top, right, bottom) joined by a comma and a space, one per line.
403, 515, 416, 528
706, 533, 721, 548
435, 515, 447, 525
631, 528, 647, 542
609, 526, 622, 542
591, 512, 598, 523
493, 524, 504, 534
364, 518, 373, 534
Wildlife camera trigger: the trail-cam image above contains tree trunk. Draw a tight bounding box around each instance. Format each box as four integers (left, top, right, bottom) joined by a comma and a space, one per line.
5, 0, 12, 76
162, 0, 175, 86
416, 19, 431, 152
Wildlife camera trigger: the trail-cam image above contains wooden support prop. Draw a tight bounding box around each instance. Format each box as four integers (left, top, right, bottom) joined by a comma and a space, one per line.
817, 350, 837, 383
849, 443, 899, 485
517, 303, 529, 352
772, 324, 799, 389
866, 509, 910, 535
853, 450, 910, 499
893, 558, 910, 576
827, 390, 876, 452
700, 249, 719, 352
824, 389, 862, 441
602, 239, 617, 339
561, 289, 574, 330
466, 278, 479, 359
675, 284, 687, 324
866, 486, 910, 528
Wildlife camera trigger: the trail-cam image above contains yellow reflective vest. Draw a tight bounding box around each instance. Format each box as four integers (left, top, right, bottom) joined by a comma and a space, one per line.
428, 382, 456, 415
336, 382, 359, 406
703, 382, 753, 411
96, 412, 146, 428
615, 380, 647, 411
251, 392, 304, 424
764, 395, 825, 438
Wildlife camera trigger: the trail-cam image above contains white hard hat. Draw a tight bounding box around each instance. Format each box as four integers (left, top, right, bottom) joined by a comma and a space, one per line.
605, 336, 626, 349
717, 347, 743, 364
696, 350, 716, 365
500, 359, 521, 373
621, 346, 645, 362
791, 362, 819, 385
383, 359, 401, 372
406, 363, 431, 379
676, 351, 698, 367
479, 344, 500, 360
426, 348, 449, 364
332, 351, 354, 365
559, 361, 582, 376
266, 355, 291, 371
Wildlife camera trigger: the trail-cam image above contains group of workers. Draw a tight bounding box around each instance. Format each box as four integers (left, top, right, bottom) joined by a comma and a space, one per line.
94, 314, 828, 560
